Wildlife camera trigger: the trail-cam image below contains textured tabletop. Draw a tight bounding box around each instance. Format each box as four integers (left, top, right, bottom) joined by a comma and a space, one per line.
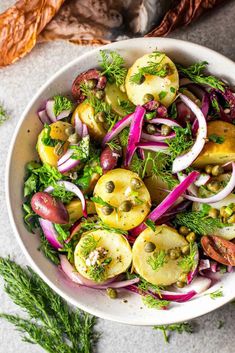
0, 1, 235, 352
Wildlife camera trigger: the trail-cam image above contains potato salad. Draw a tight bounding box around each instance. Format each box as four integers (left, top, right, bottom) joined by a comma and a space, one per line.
23, 49, 235, 310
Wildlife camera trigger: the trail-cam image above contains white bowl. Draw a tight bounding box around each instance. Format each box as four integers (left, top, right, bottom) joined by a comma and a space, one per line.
6, 38, 235, 325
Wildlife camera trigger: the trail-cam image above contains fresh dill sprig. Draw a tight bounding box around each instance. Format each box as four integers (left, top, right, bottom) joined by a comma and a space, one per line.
53, 95, 73, 117
99, 50, 127, 87
91, 196, 116, 210
206, 287, 224, 300
39, 232, 60, 265
80, 217, 128, 235
177, 61, 225, 91
153, 322, 194, 343
147, 250, 167, 271
145, 219, 156, 232
177, 243, 197, 273
0, 257, 97, 353
70, 136, 90, 161
80, 234, 100, 258
174, 211, 227, 235
87, 257, 112, 283
138, 278, 164, 296
166, 123, 193, 160
119, 127, 129, 147
142, 295, 170, 310
117, 98, 135, 114
208, 133, 224, 144
0, 103, 10, 125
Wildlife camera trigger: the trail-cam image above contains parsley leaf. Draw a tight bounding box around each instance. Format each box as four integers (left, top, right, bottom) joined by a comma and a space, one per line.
41, 124, 61, 147
154, 322, 194, 343
166, 123, 193, 160
147, 250, 167, 271
76, 154, 102, 191
0, 104, 10, 125
142, 295, 170, 310
208, 134, 225, 144
99, 50, 127, 87
51, 184, 74, 204
53, 95, 73, 117
70, 135, 90, 161
206, 287, 224, 300
54, 224, 70, 242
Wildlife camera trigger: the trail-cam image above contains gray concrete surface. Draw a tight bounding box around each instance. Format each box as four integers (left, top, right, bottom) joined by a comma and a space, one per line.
0, 1, 235, 352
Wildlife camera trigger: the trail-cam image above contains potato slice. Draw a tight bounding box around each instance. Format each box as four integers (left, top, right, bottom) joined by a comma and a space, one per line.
193, 121, 235, 167
125, 53, 179, 107
37, 121, 70, 167
74, 229, 132, 281
144, 175, 169, 205
71, 101, 106, 141
93, 169, 151, 230
105, 82, 133, 117
66, 200, 96, 224
132, 225, 188, 286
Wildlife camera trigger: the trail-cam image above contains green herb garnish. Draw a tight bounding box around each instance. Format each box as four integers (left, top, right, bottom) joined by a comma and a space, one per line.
206, 287, 224, 300
80, 234, 100, 258
117, 99, 135, 114
51, 184, 74, 204
70, 135, 90, 160
208, 134, 225, 144
147, 250, 167, 271
41, 124, 61, 147
0, 104, 10, 125
142, 295, 170, 310
145, 219, 156, 232
80, 218, 128, 236
53, 95, 73, 117
54, 224, 70, 242
99, 50, 127, 87
177, 243, 197, 273
166, 123, 193, 160
159, 91, 167, 100
91, 196, 115, 209
153, 322, 193, 343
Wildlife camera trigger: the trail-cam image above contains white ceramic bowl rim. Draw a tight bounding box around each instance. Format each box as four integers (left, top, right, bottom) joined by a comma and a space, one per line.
5, 38, 235, 326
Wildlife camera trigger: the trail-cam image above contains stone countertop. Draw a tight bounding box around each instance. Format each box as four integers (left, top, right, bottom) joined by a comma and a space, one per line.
0, 1, 235, 352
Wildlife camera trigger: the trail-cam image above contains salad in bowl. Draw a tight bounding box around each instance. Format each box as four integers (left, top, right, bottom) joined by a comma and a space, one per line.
22, 46, 235, 312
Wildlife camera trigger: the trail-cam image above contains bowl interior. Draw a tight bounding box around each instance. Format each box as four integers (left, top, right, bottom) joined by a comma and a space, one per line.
6, 38, 235, 325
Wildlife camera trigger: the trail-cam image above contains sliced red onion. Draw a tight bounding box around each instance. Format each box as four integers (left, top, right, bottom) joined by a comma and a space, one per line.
125, 106, 145, 167
177, 173, 198, 196
183, 162, 235, 204
149, 118, 181, 128
174, 276, 212, 294
82, 124, 88, 137
46, 99, 72, 122
38, 109, 51, 124
58, 158, 81, 174
227, 265, 233, 273
199, 259, 211, 272
187, 244, 199, 284
155, 200, 191, 225
57, 181, 87, 217
137, 148, 145, 160
151, 289, 197, 303
136, 141, 169, 152
194, 173, 210, 186
58, 149, 74, 167
102, 113, 133, 147
172, 94, 207, 173
141, 132, 176, 142
210, 261, 218, 273
39, 218, 62, 249
74, 115, 83, 136
131, 171, 199, 236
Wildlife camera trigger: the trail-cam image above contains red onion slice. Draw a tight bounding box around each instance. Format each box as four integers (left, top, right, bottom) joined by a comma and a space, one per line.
74, 115, 83, 136
39, 218, 62, 249
174, 276, 212, 294
136, 141, 169, 152
199, 259, 211, 272
57, 181, 87, 217
194, 173, 210, 186
141, 132, 176, 142
58, 149, 74, 167
149, 118, 181, 128
177, 173, 198, 196
38, 109, 51, 125
82, 124, 88, 137
172, 94, 207, 173
58, 158, 81, 174
46, 99, 72, 122
102, 113, 133, 147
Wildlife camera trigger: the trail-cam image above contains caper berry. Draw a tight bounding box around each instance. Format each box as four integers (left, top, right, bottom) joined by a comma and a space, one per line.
207, 181, 221, 192
178, 273, 188, 283
106, 287, 117, 299
95, 90, 105, 100
228, 214, 235, 223
85, 79, 96, 89
181, 244, 190, 255
208, 208, 219, 219
176, 281, 185, 288
179, 226, 190, 236
220, 206, 230, 218
161, 124, 172, 136
144, 242, 156, 253
68, 132, 80, 144
119, 200, 133, 212
146, 124, 156, 135
143, 93, 154, 103
65, 126, 75, 136
211, 165, 224, 177
186, 232, 196, 243
169, 249, 181, 260
54, 142, 64, 156
95, 111, 105, 123
102, 205, 114, 215
135, 75, 145, 85
205, 165, 213, 174
130, 177, 142, 190
105, 181, 115, 193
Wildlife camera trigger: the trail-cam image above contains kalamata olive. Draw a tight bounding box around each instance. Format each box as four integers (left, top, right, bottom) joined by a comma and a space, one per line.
100, 146, 120, 173
31, 192, 69, 224
201, 235, 235, 266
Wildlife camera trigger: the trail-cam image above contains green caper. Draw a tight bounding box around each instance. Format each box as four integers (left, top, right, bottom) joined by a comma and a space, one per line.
228, 214, 235, 223
135, 75, 145, 85
106, 287, 117, 299
186, 232, 196, 243
119, 200, 133, 212
220, 206, 230, 218
143, 93, 154, 103
144, 242, 156, 253
211, 165, 224, 177
68, 132, 80, 144
205, 165, 213, 174
130, 177, 142, 190
146, 124, 156, 135
65, 126, 75, 136
95, 111, 105, 123
178, 273, 188, 283
105, 181, 115, 193
181, 244, 190, 255
95, 90, 105, 100
161, 124, 172, 136
179, 226, 190, 236
176, 281, 185, 288
101, 205, 114, 215
54, 142, 64, 156
208, 208, 219, 219
85, 79, 96, 89
169, 249, 181, 260
207, 181, 221, 192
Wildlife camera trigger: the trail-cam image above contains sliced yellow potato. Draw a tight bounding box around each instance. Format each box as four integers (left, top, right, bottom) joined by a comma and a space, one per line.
37, 121, 71, 167
144, 175, 169, 205
74, 229, 132, 281
105, 82, 133, 117
125, 53, 179, 107
93, 168, 151, 230
72, 102, 106, 141
66, 200, 96, 224
193, 121, 235, 167
132, 225, 188, 286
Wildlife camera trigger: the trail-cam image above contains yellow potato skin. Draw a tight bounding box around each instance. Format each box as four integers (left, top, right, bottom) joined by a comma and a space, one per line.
193, 121, 235, 167
37, 121, 71, 167
132, 226, 188, 286
144, 175, 169, 205
125, 53, 179, 107
93, 169, 151, 230
72, 102, 106, 141
66, 200, 96, 224
105, 82, 131, 117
